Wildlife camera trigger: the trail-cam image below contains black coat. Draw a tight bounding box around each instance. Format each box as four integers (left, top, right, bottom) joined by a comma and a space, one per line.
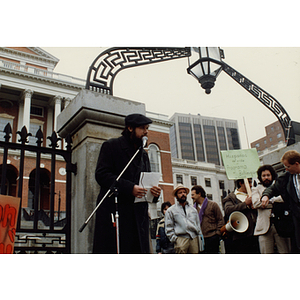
222, 192, 257, 241
93, 135, 151, 254
262, 171, 300, 249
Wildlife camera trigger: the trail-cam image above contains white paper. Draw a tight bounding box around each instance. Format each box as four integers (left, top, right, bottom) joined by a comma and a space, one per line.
134, 172, 160, 203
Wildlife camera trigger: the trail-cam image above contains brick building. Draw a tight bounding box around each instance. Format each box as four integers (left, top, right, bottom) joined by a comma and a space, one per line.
250, 120, 286, 154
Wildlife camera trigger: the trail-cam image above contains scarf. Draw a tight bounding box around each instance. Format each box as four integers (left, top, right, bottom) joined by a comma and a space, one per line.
193, 197, 208, 224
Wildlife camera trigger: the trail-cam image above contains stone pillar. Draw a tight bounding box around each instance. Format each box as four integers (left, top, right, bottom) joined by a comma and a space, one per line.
23, 89, 33, 131
56, 89, 146, 254
64, 97, 71, 108
53, 95, 62, 131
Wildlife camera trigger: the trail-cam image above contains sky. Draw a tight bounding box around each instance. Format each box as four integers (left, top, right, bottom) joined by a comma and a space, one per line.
42, 46, 300, 149
3, 1, 300, 152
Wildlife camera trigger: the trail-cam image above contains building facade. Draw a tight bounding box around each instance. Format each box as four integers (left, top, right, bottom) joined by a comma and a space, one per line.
0, 47, 85, 222
170, 113, 240, 165
169, 113, 240, 209
251, 120, 286, 154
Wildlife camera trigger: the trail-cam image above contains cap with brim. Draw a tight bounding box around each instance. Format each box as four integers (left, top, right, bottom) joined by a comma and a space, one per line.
125, 114, 152, 127
172, 184, 190, 197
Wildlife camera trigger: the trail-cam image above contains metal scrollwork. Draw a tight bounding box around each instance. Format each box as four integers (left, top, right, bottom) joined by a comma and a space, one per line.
85, 47, 191, 95
222, 62, 291, 139
85, 47, 293, 141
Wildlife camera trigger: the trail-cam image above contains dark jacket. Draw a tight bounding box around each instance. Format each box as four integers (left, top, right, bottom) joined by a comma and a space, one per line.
93, 134, 151, 254
155, 217, 174, 254
222, 191, 257, 241
195, 200, 225, 238
262, 171, 300, 248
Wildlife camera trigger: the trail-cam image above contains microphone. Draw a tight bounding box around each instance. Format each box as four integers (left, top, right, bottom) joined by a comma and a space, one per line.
142, 136, 148, 148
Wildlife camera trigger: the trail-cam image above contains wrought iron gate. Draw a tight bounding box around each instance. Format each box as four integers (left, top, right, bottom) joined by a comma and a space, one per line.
0, 123, 76, 253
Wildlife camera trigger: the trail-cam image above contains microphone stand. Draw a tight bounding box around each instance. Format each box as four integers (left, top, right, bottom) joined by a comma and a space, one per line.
79, 137, 148, 254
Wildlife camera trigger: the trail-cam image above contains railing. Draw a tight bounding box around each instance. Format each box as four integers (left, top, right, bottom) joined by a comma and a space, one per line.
0, 123, 77, 253
0, 59, 85, 86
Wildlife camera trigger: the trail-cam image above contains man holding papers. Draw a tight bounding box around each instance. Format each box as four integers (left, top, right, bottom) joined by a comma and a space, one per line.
93, 113, 161, 254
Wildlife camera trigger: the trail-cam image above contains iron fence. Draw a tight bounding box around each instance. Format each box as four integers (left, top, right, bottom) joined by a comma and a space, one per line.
0, 123, 76, 253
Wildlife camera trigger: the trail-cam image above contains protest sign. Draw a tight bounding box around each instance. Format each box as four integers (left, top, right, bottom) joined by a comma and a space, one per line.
0, 195, 20, 254
221, 148, 261, 180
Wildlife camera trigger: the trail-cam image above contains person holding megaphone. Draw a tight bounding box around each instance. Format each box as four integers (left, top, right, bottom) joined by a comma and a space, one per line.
222, 178, 260, 254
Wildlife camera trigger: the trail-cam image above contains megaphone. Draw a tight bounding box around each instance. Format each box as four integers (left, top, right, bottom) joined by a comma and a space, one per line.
221, 211, 249, 234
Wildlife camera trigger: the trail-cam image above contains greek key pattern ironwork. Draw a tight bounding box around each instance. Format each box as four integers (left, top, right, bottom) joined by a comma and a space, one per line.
14, 233, 66, 254
222, 63, 291, 138
85, 47, 191, 94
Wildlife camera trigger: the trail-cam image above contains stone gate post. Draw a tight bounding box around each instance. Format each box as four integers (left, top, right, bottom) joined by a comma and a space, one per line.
57, 89, 146, 253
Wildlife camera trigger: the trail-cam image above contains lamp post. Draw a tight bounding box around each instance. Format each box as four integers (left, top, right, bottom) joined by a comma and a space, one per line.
187, 47, 224, 94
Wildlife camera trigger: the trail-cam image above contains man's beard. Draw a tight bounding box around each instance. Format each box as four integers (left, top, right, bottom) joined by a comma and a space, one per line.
177, 195, 187, 204
130, 130, 142, 147
262, 179, 272, 187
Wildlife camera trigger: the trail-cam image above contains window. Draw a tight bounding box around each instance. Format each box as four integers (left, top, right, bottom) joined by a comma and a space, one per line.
226, 128, 240, 150
176, 175, 183, 184
277, 133, 282, 138
203, 125, 219, 165
219, 180, 225, 189
205, 178, 211, 187
217, 126, 227, 151
28, 169, 50, 210
148, 144, 161, 173
30, 105, 44, 117
255, 143, 260, 148
0, 164, 18, 196
28, 123, 43, 145
179, 122, 195, 160
191, 176, 197, 186
193, 124, 205, 161
0, 116, 13, 141
207, 194, 213, 200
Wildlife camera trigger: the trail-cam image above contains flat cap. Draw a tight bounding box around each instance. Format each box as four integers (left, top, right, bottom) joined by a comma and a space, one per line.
125, 113, 152, 127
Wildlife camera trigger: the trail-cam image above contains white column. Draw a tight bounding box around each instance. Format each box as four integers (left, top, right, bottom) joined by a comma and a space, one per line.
22, 89, 33, 131
18, 102, 24, 131
64, 97, 71, 108
46, 105, 53, 137
53, 95, 62, 131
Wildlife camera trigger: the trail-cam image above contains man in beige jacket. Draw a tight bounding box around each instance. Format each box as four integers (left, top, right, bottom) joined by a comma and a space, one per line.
252, 165, 290, 253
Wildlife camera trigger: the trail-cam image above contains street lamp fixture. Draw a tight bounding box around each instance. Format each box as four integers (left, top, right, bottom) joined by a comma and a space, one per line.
187, 47, 224, 94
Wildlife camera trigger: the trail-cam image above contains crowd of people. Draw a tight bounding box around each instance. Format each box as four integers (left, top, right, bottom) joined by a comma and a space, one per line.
157, 150, 300, 254
92, 112, 300, 254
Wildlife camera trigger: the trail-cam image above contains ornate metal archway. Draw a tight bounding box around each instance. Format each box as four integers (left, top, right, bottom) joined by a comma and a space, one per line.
85, 47, 191, 94
86, 47, 294, 143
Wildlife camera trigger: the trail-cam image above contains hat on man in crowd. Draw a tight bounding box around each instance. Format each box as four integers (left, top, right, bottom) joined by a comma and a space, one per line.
172, 184, 190, 197
125, 113, 152, 127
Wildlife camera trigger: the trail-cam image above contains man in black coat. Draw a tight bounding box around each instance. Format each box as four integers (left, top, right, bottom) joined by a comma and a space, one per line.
222, 178, 259, 254
262, 150, 300, 252
93, 113, 161, 254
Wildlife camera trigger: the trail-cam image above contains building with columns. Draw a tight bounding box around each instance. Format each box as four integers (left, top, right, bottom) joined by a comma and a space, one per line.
0, 47, 84, 140
0, 47, 85, 219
